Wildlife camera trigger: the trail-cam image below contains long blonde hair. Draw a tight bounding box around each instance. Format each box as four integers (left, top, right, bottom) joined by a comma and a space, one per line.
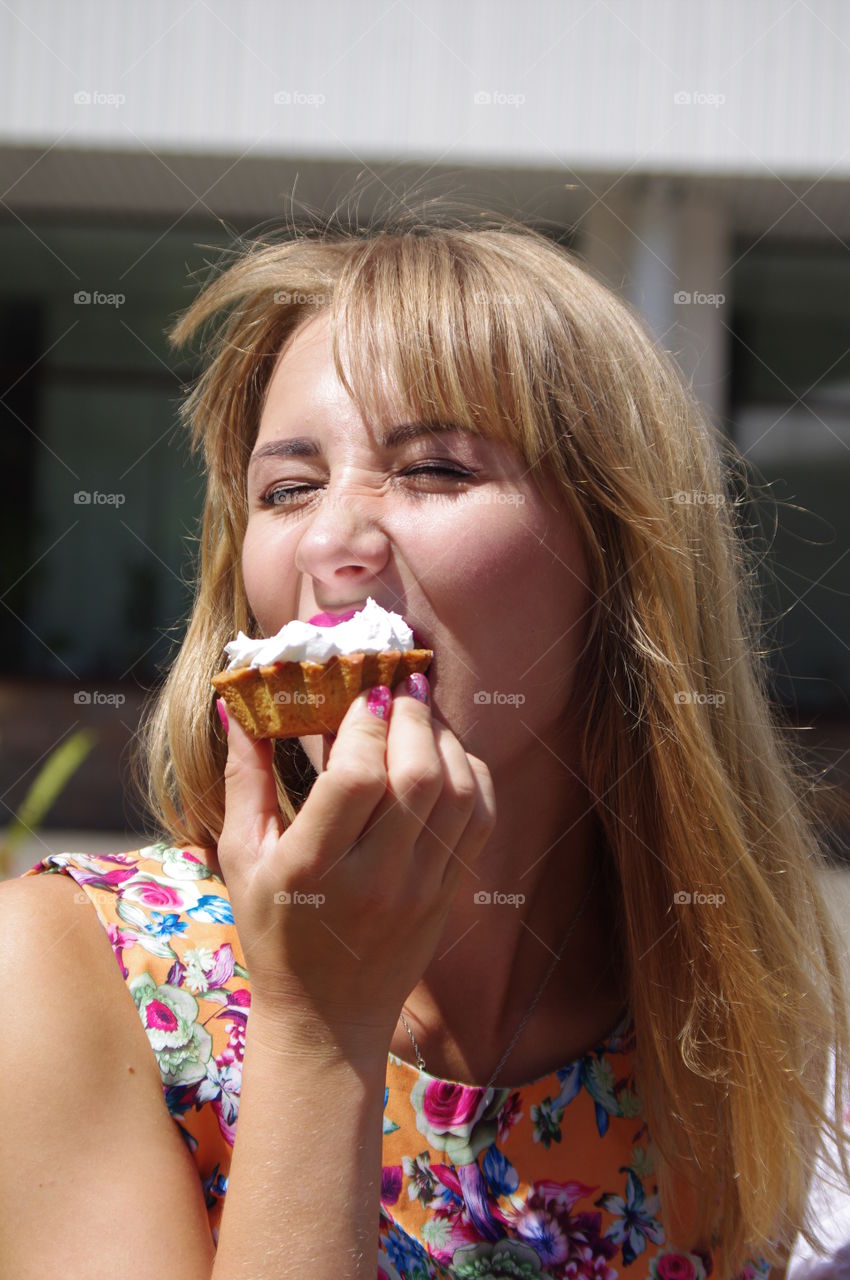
137, 206, 850, 1273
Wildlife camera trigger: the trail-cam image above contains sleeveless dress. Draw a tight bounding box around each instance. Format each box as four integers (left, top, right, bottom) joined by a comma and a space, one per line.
19, 842, 771, 1279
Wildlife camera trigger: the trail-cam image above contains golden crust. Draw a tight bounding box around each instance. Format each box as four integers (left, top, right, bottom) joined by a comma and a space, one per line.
211, 649, 434, 739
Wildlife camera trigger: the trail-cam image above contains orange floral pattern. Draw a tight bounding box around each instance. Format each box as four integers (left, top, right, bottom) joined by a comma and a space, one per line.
21, 844, 769, 1277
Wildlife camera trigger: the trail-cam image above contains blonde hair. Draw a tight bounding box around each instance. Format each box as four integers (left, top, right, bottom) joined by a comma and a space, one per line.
137, 205, 850, 1273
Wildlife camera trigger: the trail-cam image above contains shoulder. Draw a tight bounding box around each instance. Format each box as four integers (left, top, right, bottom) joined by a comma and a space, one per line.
16, 842, 232, 930
3, 844, 246, 1102
0, 868, 111, 960
0, 872, 218, 1273
0, 870, 162, 1083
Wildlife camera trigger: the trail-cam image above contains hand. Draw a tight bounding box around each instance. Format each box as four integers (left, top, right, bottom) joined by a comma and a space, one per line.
215, 679, 497, 1059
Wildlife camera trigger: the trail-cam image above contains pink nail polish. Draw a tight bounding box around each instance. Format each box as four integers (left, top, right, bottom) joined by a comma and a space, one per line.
366, 685, 392, 720
404, 672, 429, 704
216, 697, 229, 733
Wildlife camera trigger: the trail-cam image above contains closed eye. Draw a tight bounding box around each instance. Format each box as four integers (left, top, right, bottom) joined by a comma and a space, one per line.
405, 465, 471, 479
261, 464, 473, 508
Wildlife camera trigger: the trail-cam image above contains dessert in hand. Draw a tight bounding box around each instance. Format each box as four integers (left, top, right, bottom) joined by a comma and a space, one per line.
211, 597, 433, 740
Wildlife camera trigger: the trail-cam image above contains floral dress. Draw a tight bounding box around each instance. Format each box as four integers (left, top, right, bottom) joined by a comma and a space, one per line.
20, 843, 770, 1279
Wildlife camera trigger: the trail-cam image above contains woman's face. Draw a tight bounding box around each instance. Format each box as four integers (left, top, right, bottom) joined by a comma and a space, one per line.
242, 310, 594, 773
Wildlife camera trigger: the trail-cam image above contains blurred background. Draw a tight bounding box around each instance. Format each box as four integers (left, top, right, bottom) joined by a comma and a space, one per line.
0, 0, 849, 902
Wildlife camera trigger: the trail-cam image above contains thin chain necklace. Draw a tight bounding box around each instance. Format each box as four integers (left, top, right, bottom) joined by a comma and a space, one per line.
398, 861, 601, 1091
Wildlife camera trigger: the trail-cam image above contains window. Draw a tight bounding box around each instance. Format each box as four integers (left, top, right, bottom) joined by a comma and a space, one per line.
730, 241, 850, 716
0, 221, 230, 682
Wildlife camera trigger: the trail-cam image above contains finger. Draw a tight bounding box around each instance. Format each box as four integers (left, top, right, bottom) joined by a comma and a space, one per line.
218, 702, 281, 865
382, 717, 481, 894
437, 753, 497, 892
361, 678, 443, 844
289, 687, 392, 858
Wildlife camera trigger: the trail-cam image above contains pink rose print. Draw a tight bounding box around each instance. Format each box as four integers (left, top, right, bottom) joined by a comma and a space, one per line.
133, 881, 184, 909
411, 1077, 509, 1164
422, 1081, 487, 1130
144, 997, 180, 1033
655, 1254, 696, 1274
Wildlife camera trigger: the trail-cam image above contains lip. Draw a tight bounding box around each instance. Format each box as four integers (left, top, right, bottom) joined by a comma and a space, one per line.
307, 608, 361, 627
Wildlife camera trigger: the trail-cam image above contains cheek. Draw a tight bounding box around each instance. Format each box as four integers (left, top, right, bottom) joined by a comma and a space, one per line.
424, 509, 593, 758
426, 505, 592, 680
241, 520, 296, 631
452, 506, 590, 623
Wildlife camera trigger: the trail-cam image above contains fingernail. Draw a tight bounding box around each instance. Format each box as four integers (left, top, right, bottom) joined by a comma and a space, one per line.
366, 685, 392, 720
216, 697, 229, 733
404, 672, 429, 704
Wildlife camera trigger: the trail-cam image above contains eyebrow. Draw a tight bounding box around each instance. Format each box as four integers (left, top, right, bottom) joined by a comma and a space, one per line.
249, 422, 469, 466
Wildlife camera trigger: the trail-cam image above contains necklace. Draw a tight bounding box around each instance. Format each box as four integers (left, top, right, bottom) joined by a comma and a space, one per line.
398, 860, 602, 1091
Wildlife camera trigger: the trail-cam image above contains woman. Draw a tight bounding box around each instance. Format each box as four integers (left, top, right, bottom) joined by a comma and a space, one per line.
4, 209, 848, 1279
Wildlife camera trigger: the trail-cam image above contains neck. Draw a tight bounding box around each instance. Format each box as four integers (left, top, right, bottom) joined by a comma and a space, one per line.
392, 732, 627, 1086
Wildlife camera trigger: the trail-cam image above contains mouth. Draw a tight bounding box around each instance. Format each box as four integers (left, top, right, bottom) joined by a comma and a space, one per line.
307, 606, 430, 652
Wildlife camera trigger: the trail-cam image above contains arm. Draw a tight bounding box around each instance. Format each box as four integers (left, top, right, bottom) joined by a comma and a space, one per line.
209, 685, 495, 1278
207, 680, 491, 1269
0, 874, 216, 1280
211, 1005, 390, 1280
1, 875, 389, 1280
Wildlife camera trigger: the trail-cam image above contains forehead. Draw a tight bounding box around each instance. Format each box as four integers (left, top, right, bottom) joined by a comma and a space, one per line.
256, 310, 403, 446
261, 311, 345, 407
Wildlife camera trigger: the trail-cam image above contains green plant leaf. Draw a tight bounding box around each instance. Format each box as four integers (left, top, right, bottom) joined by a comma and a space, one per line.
0, 729, 98, 875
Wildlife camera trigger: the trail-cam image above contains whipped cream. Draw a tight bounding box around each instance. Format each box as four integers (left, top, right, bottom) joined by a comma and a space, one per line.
223, 597, 417, 670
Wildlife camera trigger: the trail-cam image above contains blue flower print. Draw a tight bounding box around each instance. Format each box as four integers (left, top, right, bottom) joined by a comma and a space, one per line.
598, 1169, 664, 1265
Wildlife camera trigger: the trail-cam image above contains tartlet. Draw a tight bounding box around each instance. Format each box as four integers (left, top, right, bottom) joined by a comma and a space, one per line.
211, 599, 432, 740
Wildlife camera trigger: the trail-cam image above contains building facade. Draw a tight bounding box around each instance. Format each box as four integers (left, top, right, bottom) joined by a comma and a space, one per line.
1, 0, 848, 838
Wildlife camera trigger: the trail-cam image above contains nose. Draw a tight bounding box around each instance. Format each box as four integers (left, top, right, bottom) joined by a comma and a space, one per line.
293, 479, 393, 589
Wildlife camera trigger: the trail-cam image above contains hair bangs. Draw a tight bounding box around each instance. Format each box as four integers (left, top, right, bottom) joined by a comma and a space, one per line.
325, 232, 552, 470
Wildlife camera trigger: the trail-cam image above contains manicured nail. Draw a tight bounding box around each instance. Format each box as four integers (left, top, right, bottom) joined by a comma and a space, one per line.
216, 697, 229, 733
366, 685, 392, 720
404, 672, 429, 704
